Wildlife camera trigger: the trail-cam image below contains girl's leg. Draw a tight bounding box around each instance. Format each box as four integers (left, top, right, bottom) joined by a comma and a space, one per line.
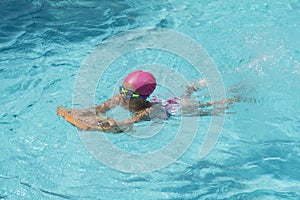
184, 78, 208, 98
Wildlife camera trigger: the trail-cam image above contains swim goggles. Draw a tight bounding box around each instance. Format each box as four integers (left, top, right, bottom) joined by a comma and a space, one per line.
119, 86, 147, 98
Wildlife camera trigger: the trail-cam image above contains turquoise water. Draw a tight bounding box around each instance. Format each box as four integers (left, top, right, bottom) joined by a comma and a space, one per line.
1, 0, 300, 199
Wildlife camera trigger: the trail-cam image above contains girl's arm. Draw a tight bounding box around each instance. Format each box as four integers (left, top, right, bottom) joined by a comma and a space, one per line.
102, 107, 152, 128
95, 94, 122, 114
120, 108, 152, 125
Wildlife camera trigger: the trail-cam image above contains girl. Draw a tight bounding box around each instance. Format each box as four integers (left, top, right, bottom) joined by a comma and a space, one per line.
94, 70, 238, 129
94, 70, 158, 128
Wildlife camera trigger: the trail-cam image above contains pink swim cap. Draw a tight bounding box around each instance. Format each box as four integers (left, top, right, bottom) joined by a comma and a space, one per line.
123, 70, 156, 97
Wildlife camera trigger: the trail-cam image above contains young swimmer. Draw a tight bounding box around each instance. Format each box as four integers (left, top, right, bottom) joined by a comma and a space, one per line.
93, 70, 239, 129
94, 70, 158, 128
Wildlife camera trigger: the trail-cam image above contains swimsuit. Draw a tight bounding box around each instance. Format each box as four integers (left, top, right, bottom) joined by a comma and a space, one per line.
150, 96, 182, 116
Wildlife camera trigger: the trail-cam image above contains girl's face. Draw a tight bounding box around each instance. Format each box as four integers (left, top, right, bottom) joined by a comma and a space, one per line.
120, 83, 145, 110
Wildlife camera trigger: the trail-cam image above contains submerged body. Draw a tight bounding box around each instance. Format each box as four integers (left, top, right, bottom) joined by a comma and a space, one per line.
58, 70, 239, 132
94, 76, 238, 131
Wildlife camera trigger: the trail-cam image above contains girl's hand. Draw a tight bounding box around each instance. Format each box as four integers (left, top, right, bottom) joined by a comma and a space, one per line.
98, 118, 117, 128
106, 118, 117, 127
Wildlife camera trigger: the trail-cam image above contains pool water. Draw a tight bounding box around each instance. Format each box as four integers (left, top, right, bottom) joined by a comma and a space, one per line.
1, 0, 300, 199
